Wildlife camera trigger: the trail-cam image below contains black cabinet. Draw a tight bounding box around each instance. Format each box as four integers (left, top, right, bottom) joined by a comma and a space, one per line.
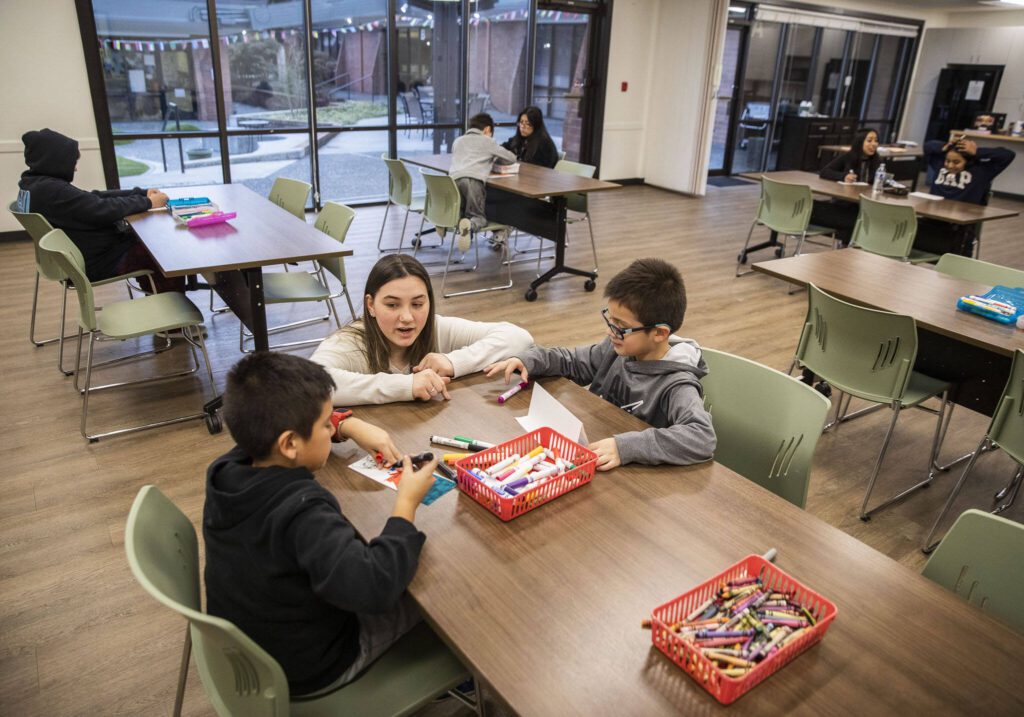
776, 116, 857, 171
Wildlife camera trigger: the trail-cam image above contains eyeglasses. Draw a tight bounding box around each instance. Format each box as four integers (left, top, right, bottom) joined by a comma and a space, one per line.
601, 308, 668, 340
518, 120, 533, 128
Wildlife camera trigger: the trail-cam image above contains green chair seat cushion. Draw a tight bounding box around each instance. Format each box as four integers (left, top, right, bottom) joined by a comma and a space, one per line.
97, 292, 203, 339
836, 370, 950, 408
478, 221, 508, 233
290, 622, 467, 716
907, 249, 941, 265
262, 272, 331, 303
408, 195, 426, 212
805, 224, 836, 237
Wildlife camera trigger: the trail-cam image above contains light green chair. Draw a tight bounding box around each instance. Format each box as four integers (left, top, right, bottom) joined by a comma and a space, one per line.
922, 349, 1024, 553
791, 284, 953, 520
416, 170, 512, 299
241, 202, 357, 352
269, 177, 312, 221
553, 159, 599, 274
377, 156, 425, 252
735, 176, 835, 277
922, 509, 1024, 631
850, 194, 939, 265
9, 202, 157, 374
125, 485, 478, 717
39, 230, 213, 441
702, 348, 830, 509
935, 253, 1024, 288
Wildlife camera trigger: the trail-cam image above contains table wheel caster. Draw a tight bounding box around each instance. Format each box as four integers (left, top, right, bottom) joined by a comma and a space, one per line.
584, 278, 597, 292
737, 253, 748, 265
206, 409, 223, 434
774, 246, 785, 258
525, 288, 538, 302
411, 237, 422, 248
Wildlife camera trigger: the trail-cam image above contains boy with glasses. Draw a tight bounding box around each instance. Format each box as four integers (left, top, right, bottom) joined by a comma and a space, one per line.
486, 258, 715, 471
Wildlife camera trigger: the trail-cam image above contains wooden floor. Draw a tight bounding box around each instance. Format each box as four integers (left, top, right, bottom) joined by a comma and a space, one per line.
2, 183, 1022, 716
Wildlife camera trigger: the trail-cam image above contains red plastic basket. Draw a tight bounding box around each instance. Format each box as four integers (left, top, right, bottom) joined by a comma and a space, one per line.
650, 555, 837, 705
453, 427, 597, 521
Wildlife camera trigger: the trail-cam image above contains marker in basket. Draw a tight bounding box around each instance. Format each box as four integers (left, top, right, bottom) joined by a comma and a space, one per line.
497, 381, 529, 404
430, 435, 492, 452
454, 435, 495, 449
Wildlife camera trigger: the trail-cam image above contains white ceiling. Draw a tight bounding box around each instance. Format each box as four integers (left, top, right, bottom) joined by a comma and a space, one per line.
887, 0, 1021, 8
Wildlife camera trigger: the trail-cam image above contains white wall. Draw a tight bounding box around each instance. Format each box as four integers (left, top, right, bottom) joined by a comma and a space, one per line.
902, 22, 1024, 144
1, 0, 103, 233
599, 0, 657, 181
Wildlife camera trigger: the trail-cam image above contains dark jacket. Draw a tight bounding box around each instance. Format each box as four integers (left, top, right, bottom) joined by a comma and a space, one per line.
819, 149, 882, 184
18, 128, 152, 280
924, 140, 1015, 205
502, 133, 559, 168
203, 447, 425, 696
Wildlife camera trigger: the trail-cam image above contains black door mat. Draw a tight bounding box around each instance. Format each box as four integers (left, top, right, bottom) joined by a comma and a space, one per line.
707, 176, 754, 187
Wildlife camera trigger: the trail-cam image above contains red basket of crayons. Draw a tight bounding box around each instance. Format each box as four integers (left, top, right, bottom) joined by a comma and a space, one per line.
453, 427, 597, 521
649, 554, 837, 705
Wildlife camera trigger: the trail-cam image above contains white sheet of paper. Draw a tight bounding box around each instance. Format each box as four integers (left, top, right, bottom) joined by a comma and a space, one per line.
909, 191, 942, 201
965, 80, 984, 101
348, 454, 399, 490
516, 382, 588, 444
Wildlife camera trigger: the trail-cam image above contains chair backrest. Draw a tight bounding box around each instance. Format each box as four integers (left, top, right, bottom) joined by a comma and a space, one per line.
795, 284, 918, 405
125, 486, 291, 717
850, 194, 917, 260
922, 509, 1024, 631
554, 159, 596, 214
757, 177, 814, 235
420, 171, 461, 230
701, 348, 830, 508
38, 229, 98, 331
402, 92, 424, 122
268, 178, 311, 221
985, 349, 1024, 466
935, 253, 1024, 289
8, 202, 64, 282
313, 201, 356, 285
381, 155, 415, 207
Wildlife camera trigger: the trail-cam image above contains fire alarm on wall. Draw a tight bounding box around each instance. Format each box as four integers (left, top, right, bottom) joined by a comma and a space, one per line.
621, 81, 628, 92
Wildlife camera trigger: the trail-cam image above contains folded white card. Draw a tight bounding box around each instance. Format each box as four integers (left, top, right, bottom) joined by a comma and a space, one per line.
909, 191, 942, 201
516, 382, 588, 444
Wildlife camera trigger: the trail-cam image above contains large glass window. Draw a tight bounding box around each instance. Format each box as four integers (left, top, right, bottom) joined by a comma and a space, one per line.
86, 1, 610, 203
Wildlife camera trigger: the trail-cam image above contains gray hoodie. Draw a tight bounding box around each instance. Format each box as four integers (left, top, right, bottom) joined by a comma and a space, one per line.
450, 128, 516, 182
519, 337, 716, 466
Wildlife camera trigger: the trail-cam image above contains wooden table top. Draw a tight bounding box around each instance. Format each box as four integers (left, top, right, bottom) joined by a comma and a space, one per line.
752, 248, 1024, 356
738, 170, 1019, 225
400, 154, 621, 199
818, 144, 924, 158
125, 184, 352, 277
319, 374, 1024, 716
955, 129, 1024, 145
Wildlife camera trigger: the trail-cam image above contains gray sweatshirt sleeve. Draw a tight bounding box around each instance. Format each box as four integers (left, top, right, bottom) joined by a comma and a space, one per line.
520, 342, 610, 386
613, 383, 716, 466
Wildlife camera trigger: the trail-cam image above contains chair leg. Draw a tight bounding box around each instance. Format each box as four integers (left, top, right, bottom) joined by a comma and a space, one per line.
29, 272, 65, 348
735, 220, 759, 277
585, 214, 598, 273
376, 201, 392, 251
58, 284, 74, 376
80, 331, 97, 441
921, 436, 990, 553
341, 285, 357, 320
173, 624, 192, 717
993, 464, 1024, 514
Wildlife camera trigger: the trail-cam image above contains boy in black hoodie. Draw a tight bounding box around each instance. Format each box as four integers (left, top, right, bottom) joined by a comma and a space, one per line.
203, 352, 438, 697
18, 128, 183, 292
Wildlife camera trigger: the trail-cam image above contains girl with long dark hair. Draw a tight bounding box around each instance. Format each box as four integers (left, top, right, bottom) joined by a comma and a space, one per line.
310, 254, 533, 404
502, 106, 559, 168
810, 127, 882, 244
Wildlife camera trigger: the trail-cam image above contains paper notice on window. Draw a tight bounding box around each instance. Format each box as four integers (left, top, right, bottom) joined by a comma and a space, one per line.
128, 69, 146, 93
965, 81, 985, 101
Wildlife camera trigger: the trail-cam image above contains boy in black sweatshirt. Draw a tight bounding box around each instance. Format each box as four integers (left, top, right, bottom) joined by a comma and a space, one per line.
18, 127, 182, 292
203, 352, 438, 697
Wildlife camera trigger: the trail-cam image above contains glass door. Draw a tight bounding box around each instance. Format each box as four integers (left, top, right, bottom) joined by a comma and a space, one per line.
534, 3, 599, 162
709, 26, 745, 175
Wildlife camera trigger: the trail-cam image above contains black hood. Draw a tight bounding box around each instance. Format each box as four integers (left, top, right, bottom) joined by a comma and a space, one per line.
22, 129, 79, 182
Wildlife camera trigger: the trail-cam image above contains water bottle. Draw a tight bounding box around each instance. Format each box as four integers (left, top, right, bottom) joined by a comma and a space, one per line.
873, 163, 887, 195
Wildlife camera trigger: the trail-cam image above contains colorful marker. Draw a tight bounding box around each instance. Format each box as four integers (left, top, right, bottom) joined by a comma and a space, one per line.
497, 381, 529, 404
430, 435, 491, 452
454, 435, 496, 449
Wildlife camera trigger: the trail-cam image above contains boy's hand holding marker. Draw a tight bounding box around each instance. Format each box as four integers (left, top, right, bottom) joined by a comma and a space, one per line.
392, 454, 439, 522
484, 357, 529, 384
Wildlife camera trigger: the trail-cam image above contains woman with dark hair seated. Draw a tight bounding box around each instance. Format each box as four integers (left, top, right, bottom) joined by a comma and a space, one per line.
502, 106, 559, 169
916, 136, 1015, 256
808, 127, 881, 246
